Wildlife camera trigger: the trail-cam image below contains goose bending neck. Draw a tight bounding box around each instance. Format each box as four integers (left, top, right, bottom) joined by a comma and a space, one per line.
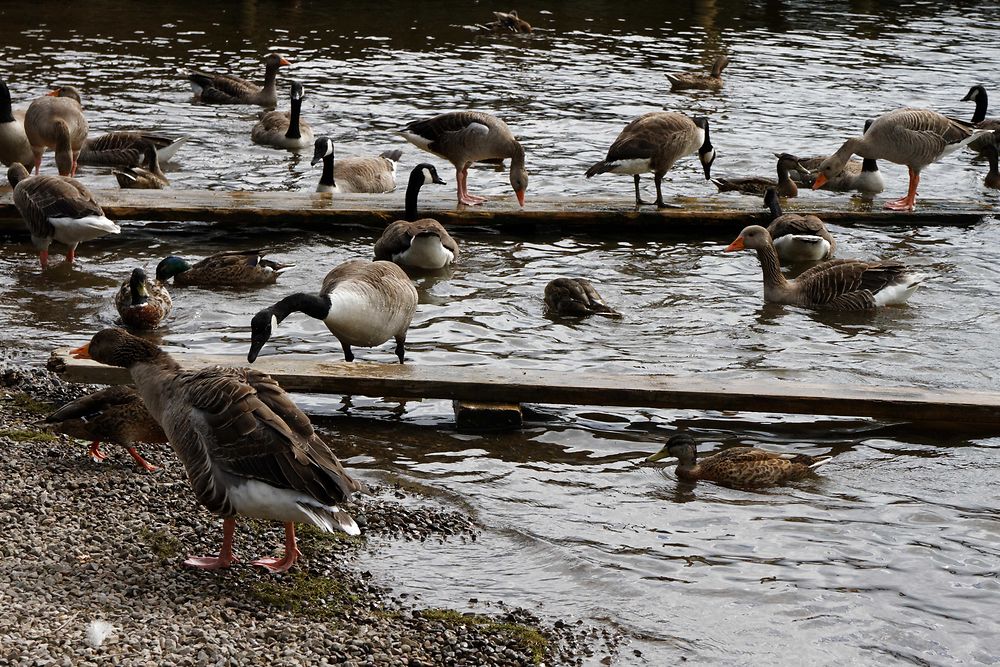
285, 97, 302, 140
833, 138, 864, 162
755, 244, 788, 290
271, 292, 331, 323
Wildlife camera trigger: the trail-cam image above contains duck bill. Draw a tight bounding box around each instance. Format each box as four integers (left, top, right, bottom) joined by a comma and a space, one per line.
811, 173, 828, 189
70, 343, 91, 359
515, 190, 525, 207
46, 88, 61, 97
724, 237, 745, 252
646, 451, 676, 463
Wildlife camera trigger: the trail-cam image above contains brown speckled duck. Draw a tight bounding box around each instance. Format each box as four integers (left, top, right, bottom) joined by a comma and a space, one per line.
79, 131, 188, 167
666, 55, 729, 92
113, 141, 169, 189
155, 250, 294, 287
711, 153, 805, 198
114, 267, 172, 330
544, 278, 621, 318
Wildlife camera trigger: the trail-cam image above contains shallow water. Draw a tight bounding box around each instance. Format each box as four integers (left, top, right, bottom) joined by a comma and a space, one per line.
2, 1, 1000, 664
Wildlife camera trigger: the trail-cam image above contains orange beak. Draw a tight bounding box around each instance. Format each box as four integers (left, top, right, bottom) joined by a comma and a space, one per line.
47, 88, 61, 97
812, 173, 828, 190
70, 343, 91, 359
515, 190, 525, 207
724, 237, 745, 252
279, 57, 291, 66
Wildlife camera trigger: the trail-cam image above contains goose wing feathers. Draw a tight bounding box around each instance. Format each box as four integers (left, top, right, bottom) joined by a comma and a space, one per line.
14, 176, 103, 236
603, 112, 696, 162
767, 214, 826, 238
373, 219, 460, 260
46, 385, 139, 422
320, 258, 409, 295
189, 71, 259, 103
333, 156, 399, 193
402, 112, 506, 161
251, 110, 290, 137
794, 259, 908, 307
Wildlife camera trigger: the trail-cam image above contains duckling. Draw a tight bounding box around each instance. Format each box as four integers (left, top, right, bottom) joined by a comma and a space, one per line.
666, 55, 729, 92
544, 278, 621, 318
156, 250, 293, 287
711, 153, 806, 197
114, 267, 172, 330
113, 141, 168, 189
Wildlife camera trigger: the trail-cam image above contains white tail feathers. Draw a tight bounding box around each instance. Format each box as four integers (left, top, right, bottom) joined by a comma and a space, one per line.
808, 456, 833, 470
157, 136, 190, 163
49, 216, 121, 245
297, 502, 361, 536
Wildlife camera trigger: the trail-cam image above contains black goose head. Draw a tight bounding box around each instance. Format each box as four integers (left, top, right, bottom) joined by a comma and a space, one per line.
692, 117, 716, 180
311, 136, 334, 166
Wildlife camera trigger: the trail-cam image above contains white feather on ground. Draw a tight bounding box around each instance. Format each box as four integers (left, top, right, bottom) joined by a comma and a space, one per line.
85, 620, 114, 648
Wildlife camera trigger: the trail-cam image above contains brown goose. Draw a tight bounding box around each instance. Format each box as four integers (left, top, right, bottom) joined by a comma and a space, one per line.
711, 153, 805, 197
114, 267, 172, 330
156, 250, 294, 287
188, 53, 290, 107
249, 259, 418, 364
792, 120, 884, 195
666, 55, 730, 92
479, 9, 533, 33
762, 187, 835, 262
79, 130, 189, 167
44, 385, 164, 473
585, 112, 715, 208
961, 85, 1000, 153
311, 136, 403, 194
725, 225, 924, 310
7, 162, 120, 269
544, 278, 621, 318
23, 86, 88, 175
813, 108, 981, 211
113, 142, 169, 189
72, 328, 363, 571
0, 79, 33, 168
373, 164, 457, 270
399, 111, 528, 206
251, 81, 313, 150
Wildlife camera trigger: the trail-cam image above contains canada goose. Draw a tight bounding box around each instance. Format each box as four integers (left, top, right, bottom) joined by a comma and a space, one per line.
793, 120, 884, 196
544, 278, 621, 318
479, 9, 533, 33
961, 84, 1000, 153
984, 141, 1000, 189
7, 162, 120, 269
813, 108, 982, 211
711, 153, 805, 197
0, 79, 33, 168
373, 164, 456, 270
114, 267, 172, 330
724, 225, 924, 309
310, 136, 403, 194
251, 81, 313, 150
585, 112, 715, 208
23, 85, 88, 175
79, 131, 189, 167
156, 250, 294, 287
763, 187, 835, 262
72, 328, 363, 571
187, 53, 290, 108
44, 385, 164, 473
248, 259, 418, 364
666, 55, 730, 92
399, 111, 528, 206
647, 433, 831, 488
113, 141, 168, 189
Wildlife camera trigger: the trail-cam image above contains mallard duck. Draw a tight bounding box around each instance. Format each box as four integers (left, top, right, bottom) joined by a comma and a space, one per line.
666, 55, 729, 92
79, 130, 188, 167
711, 153, 805, 197
251, 81, 313, 150
114, 267, 172, 330
248, 259, 418, 364
763, 187, 835, 262
113, 141, 169, 189
544, 278, 621, 317
187, 53, 290, 107
155, 249, 293, 287
399, 111, 528, 206
647, 433, 831, 488
71, 328, 363, 571
0, 79, 33, 168
479, 10, 533, 33
373, 164, 457, 270
23, 85, 88, 175
44, 385, 164, 473
586, 112, 715, 208
725, 225, 924, 309
311, 136, 403, 194
961, 85, 1000, 153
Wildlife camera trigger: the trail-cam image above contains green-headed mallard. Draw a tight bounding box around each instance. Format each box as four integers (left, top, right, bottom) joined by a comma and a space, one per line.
115, 267, 172, 330
155, 249, 293, 287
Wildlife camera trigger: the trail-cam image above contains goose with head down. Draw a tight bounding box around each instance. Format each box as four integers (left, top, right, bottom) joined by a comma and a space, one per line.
79, 130, 189, 167
113, 141, 169, 189
251, 81, 313, 150
666, 55, 730, 92
23, 85, 88, 175
0, 79, 33, 168
544, 278, 621, 318
311, 136, 403, 194
793, 120, 884, 196
373, 164, 458, 270
187, 52, 290, 108
762, 187, 835, 262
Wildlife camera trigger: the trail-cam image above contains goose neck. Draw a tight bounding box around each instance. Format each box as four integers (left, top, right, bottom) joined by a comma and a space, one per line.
404, 171, 424, 222
272, 292, 331, 323
285, 97, 302, 140
972, 90, 988, 124
755, 243, 788, 289
318, 153, 335, 188
765, 196, 783, 220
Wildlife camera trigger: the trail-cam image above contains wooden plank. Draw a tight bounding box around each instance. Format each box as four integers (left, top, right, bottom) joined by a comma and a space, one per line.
47, 350, 1000, 429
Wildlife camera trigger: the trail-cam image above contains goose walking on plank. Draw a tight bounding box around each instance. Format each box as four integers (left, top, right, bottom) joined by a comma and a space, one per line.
311, 136, 403, 194
23, 86, 88, 176
156, 250, 294, 287
666, 55, 730, 92
399, 111, 528, 206
115, 267, 172, 330
79, 130, 189, 167
251, 81, 313, 150
762, 187, 835, 262
544, 278, 621, 318
961, 85, 1000, 153
0, 80, 33, 168
248, 259, 418, 364
113, 141, 169, 189
585, 112, 715, 208
711, 153, 805, 197
373, 164, 458, 270
188, 53, 290, 108
72, 328, 363, 572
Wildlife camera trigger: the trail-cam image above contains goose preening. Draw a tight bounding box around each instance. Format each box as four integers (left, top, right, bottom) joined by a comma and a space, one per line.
71, 328, 363, 571
44, 386, 164, 473
813, 108, 981, 211
544, 278, 621, 318
187, 52, 290, 107
156, 250, 294, 287
373, 164, 457, 270
249, 258, 418, 364
399, 111, 528, 206
585, 112, 715, 208
79, 131, 189, 167
961, 85, 1000, 153
310, 136, 403, 194
251, 81, 313, 150
113, 141, 169, 189
763, 187, 835, 262
793, 120, 884, 196
7, 162, 120, 269
711, 153, 805, 197
647, 433, 831, 488
666, 55, 729, 92
114, 267, 172, 330
0, 79, 33, 168
23, 85, 88, 176
479, 10, 533, 33
724, 225, 924, 309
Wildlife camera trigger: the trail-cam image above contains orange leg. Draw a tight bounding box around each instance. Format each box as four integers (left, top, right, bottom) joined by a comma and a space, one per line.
185, 517, 238, 570
65, 248, 76, 264
457, 164, 487, 206
88, 441, 107, 462
39, 250, 49, 269
252, 522, 301, 573
884, 168, 919, 211
126, 447, 159, 473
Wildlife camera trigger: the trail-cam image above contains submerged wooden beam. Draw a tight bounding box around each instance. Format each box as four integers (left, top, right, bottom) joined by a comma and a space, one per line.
48, 350, 1000, 430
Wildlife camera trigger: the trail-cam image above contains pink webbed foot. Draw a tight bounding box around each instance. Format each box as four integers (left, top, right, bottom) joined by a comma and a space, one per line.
252, 522, 301, 573
884, 197, 915, 211
39, 251, 49, 270
458, 195, 487, 206
184, 554, 236, 570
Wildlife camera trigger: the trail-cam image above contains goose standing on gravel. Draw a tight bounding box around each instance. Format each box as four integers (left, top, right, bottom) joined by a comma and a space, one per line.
251, 81, 313, 150
724, 225, 924, 309
187, 53, 290, 107
373, 164, 458, 270
72, 328, 363, 572
114, 267, 172, 330
79, 130, 188, 167
711, 153, 805, 197
813, 108, 980, 211
113, 141, 169, 189
399, 111, 528, 206
544, 278, 621, 318
961, 85, 1000, 153
311, 136, 403, 193
762, 187, 835, 262
156, 250, 294, 287
586, 112, 715, 208
23, 86, 88, 176
7, 163, 120, 269
248, 259, 418, 363
0, 79, 33, 168
666, 55, 730, 92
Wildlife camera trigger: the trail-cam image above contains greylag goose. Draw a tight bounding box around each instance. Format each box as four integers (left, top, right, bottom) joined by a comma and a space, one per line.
544, 278, 621, 318
478, 10, 533, 33
7, 162, 120, 269
114, 267, 172, 330
711, 153, 805, 197
585, 112, 715, 208
399, 111, 528, 206
961, 85, 1000, 153
79, 131, 188, 167
251, 81, 313, 150
0, 79, 33, 168
724, 225, 924, 309
71, 328, 363, 571
188, 53, 290, 108
23, 85, 88, 175
44, 385, 164, 473
763, 187, 835, 262
813, 108, 981, 211
793, 120, 884, 196
311, 137, 403, 194
647, 433, 830, 488
666, 55, 729, 92
156, 250, 294, 287
248, 259, 418, 363
373, 164, 458, 270
113, 141, 169, 189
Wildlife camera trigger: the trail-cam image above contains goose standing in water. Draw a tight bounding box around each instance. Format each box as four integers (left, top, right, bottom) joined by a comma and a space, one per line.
79, 130, 188, 167
0, 79, 33, 168
711, 153, 805, 197
961, 85, 1000, 153
187, 53, 290, 107
666, 55, 730, 92
586, 112, 715, 208
762, 187, 835, 262
399, 111, 528, 206
72, 328, 363, 572
373, 164, 458, 270
114, 267, 172, 330
23, 85, 88, 175
251, 81, 313, 150
311, 136, 403, 193
248, 259, 418, 363
156, 250, 294, 287
113, 141, 169, 189
544, 278, 621, 318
